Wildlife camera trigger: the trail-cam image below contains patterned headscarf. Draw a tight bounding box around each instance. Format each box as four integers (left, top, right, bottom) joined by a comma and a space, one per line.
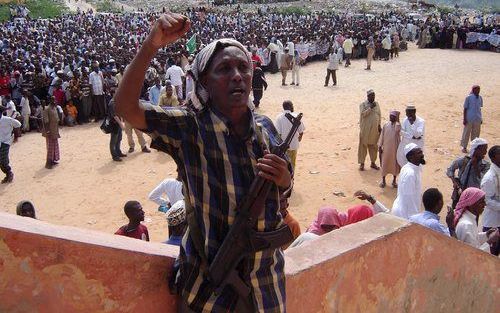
166, 200, 186, 226
453, 187, 486, 227
189, 38, 251, 110
307, 206, 347, 235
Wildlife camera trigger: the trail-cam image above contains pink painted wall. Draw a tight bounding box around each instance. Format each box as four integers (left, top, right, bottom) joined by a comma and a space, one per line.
1, 213, 498, 313
0, 213, 179, 313
285, 214, 500, 313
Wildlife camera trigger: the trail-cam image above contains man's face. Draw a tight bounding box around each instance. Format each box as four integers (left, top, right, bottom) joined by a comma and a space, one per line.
410, 148, 426, 165
202, 46, 252, 114
435, 196, 444, 214
473, 87, 480, 96
367, 93, 375, 103
487, 147, 500, 166
472, 197, 486, 216
166, 86, 173, 97
474, 144, 488, 160
129, 205, 145, 222
406, 109, 416, 121
389, 114, 397, 123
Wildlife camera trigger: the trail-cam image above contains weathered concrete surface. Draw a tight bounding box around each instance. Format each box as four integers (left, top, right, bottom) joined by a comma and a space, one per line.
285, 214, 500, 313
0, 213, 178, 313
1, 212, 498, 313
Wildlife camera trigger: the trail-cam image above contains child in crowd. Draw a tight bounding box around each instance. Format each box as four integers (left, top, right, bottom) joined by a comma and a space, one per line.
115, 201, 150, 241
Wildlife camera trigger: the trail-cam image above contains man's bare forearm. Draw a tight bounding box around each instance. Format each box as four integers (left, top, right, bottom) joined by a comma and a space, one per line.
114, 39, 158, 130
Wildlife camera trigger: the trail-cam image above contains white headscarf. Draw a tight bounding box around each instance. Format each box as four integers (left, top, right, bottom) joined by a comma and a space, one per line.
469, 138, 488, 157
189, 38, 251, 110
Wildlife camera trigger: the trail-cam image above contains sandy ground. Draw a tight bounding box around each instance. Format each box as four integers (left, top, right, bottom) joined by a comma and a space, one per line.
1, 44, 499, 242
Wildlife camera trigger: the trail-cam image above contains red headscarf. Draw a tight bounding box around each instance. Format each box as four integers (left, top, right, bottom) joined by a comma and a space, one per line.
346, 205, 374, 225
454, 187, 485, 227
307, 206, 347, 235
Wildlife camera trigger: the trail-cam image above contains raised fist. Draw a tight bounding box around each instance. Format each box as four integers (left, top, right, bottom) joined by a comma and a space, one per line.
146, 13, 191, 50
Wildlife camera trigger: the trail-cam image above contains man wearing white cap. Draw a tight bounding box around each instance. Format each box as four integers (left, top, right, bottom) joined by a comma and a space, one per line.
392, 143, 426, 219
447, 137, 489, 209
358, 89, 381, 171
397, 104, 425, 167
164, 200, 187, 246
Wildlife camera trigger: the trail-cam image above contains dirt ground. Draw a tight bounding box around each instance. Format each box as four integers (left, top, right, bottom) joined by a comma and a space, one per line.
2, 44, 499, 242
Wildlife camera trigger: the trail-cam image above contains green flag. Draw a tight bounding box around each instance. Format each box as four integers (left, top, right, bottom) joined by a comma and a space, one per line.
186, 34, 196, 54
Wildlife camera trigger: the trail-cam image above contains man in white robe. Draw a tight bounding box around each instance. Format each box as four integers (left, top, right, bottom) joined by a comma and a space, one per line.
392, 143, 426, 219
397, 104, 425, 167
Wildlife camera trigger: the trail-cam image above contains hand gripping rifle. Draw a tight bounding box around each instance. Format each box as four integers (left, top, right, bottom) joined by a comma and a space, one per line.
208, 113, 303, 300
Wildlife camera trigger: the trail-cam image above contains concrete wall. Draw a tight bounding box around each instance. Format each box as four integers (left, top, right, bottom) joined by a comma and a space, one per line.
0, 213, 178, 313
285, 214, 499, 313
1, 213, 498, 313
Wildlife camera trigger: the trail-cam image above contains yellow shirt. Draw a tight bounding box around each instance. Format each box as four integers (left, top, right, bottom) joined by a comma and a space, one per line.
159, 92, 179, 107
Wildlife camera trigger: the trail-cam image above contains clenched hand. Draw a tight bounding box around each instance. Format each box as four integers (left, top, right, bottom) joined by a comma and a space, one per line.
256, 153, 291, 188
145, 13, 191, 50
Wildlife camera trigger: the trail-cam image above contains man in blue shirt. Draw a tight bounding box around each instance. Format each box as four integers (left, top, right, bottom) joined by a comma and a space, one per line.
409, 188, 453, 236
461, 85, 483, 153
148, 78, 162, 106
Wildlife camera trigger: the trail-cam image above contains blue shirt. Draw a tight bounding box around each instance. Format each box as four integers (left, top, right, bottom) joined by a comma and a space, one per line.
464, 94, 483, 123
409, 211, 450, 236
148, 85, 162, 105
164, 235, 183, 246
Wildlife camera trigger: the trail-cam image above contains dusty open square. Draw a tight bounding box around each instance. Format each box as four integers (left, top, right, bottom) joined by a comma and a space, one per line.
2, 44, 499, 242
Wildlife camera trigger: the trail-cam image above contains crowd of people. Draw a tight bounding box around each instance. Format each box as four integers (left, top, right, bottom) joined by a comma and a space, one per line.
417, 13, 499, 51
1, 6, 425, 175
3, 5, 499, 312
285, 83, 499, 258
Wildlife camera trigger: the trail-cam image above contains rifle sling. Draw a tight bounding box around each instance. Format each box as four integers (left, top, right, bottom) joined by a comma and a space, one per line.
249, 225, 294, 252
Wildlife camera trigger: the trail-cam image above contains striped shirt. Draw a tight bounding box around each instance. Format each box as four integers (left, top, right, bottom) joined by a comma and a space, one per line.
144, 104, 286, 312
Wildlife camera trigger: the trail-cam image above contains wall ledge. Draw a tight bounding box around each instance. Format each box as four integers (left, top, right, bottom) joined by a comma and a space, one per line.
0, 212, 178, 258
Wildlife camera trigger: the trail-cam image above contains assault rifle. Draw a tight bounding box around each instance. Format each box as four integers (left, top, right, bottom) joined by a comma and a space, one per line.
208, 113, 303, 301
